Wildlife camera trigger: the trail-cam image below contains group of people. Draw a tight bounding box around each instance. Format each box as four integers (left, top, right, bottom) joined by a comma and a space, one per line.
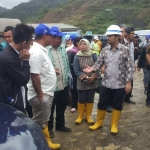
0, 22, 150, 150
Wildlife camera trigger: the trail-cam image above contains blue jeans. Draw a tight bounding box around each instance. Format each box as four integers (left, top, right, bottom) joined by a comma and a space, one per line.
142, 68, 150, 87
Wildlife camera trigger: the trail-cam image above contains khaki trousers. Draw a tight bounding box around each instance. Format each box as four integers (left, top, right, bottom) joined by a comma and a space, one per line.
29, 95, 53, 129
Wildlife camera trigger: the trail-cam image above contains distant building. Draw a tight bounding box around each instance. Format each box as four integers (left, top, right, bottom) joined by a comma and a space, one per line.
28, 23, 78, 32
0, 18, 21, 36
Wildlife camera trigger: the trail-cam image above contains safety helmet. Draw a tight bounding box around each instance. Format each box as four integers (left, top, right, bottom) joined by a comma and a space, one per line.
105, 25, 121, 35
93, 36, 99, 40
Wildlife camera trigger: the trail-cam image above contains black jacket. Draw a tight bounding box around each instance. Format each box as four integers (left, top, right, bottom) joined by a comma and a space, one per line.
137, 47, 147, 68
0, 45, 30, 112
67, 51, 76, 76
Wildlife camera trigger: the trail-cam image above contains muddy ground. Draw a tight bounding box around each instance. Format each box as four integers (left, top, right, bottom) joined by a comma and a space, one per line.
51, 70, 150, 150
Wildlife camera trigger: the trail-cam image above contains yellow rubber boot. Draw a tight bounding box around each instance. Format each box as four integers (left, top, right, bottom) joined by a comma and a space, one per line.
75, 103, 85, 125
89, 109, 106, 131
111, 109, 121, 135
42, 125, 60, 150
85, 103, 94, 125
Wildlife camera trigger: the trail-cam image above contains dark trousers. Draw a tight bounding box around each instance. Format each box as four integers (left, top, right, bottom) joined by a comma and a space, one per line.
70, 75, 78, 108
78, 89, 95, 103
26, 100, 33, 118
70, 89, 78, 108
146, 81, 150, 105
98, 86, 125, 111
48, 86, 69, 130
124, 80, 133, 101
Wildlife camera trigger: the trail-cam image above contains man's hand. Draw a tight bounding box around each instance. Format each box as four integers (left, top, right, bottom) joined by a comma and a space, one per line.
125, 82, 132, 94
20, 49, 30, 60
134, 66, 137, 72
101, 65, 105, 74
55, 68, 60, 75
31, 74, 43, 103
134, 47, 138, 51
137, 68, 141, 72
83, 66, 94, 73
38, 93, 43, 103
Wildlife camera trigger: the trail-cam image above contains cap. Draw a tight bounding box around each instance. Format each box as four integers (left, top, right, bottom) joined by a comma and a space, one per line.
145, 35, 150, 39
65, 35, 70, 41
69, 34, 77, 41
93, 36, 99, 40
50, 26, 66, 37
35, 24, 51, 35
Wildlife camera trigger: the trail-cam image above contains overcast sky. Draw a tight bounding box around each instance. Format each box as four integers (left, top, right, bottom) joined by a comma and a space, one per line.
0, 0, 29, 9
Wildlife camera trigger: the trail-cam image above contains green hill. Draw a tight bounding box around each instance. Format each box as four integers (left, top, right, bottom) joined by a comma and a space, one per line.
0, 6, 7, 13
39, 0, 150, 33
0, 0, 69, 22
0, 0, 150, 34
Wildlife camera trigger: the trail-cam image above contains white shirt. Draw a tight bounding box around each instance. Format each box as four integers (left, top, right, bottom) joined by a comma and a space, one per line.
27, 42, 57, 100
66, 44, 74, 51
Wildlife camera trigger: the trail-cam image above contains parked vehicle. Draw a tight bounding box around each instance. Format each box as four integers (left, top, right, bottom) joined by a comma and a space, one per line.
83, 34, 107, 49
0, 104, 50, 150
100, 35, 107, 49
135, 30, 150, 41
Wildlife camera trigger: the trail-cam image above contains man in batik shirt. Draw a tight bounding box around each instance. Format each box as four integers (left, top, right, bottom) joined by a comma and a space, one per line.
47, 27, 72, 138
84, 25, 133, 135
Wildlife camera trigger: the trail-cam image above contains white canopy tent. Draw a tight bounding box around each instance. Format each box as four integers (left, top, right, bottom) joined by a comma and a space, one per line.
28, 23, 78, 32
0, 18, 21, 35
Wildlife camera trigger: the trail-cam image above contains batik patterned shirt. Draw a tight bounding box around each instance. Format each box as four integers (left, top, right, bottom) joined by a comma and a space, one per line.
47, 45, 71, 91
146, 43, 150, 54
92, 43, 133, 89
123, 38, 134, 68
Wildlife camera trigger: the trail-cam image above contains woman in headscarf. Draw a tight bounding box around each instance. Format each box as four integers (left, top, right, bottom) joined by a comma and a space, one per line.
73, 39, 99, 125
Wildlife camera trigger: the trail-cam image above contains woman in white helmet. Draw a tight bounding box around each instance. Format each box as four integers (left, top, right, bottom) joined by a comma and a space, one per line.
83, 25, 133, 135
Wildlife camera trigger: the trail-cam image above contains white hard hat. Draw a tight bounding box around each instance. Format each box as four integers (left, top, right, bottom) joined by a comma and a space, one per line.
105, 25, 121, 35
93, 36, 99, 40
